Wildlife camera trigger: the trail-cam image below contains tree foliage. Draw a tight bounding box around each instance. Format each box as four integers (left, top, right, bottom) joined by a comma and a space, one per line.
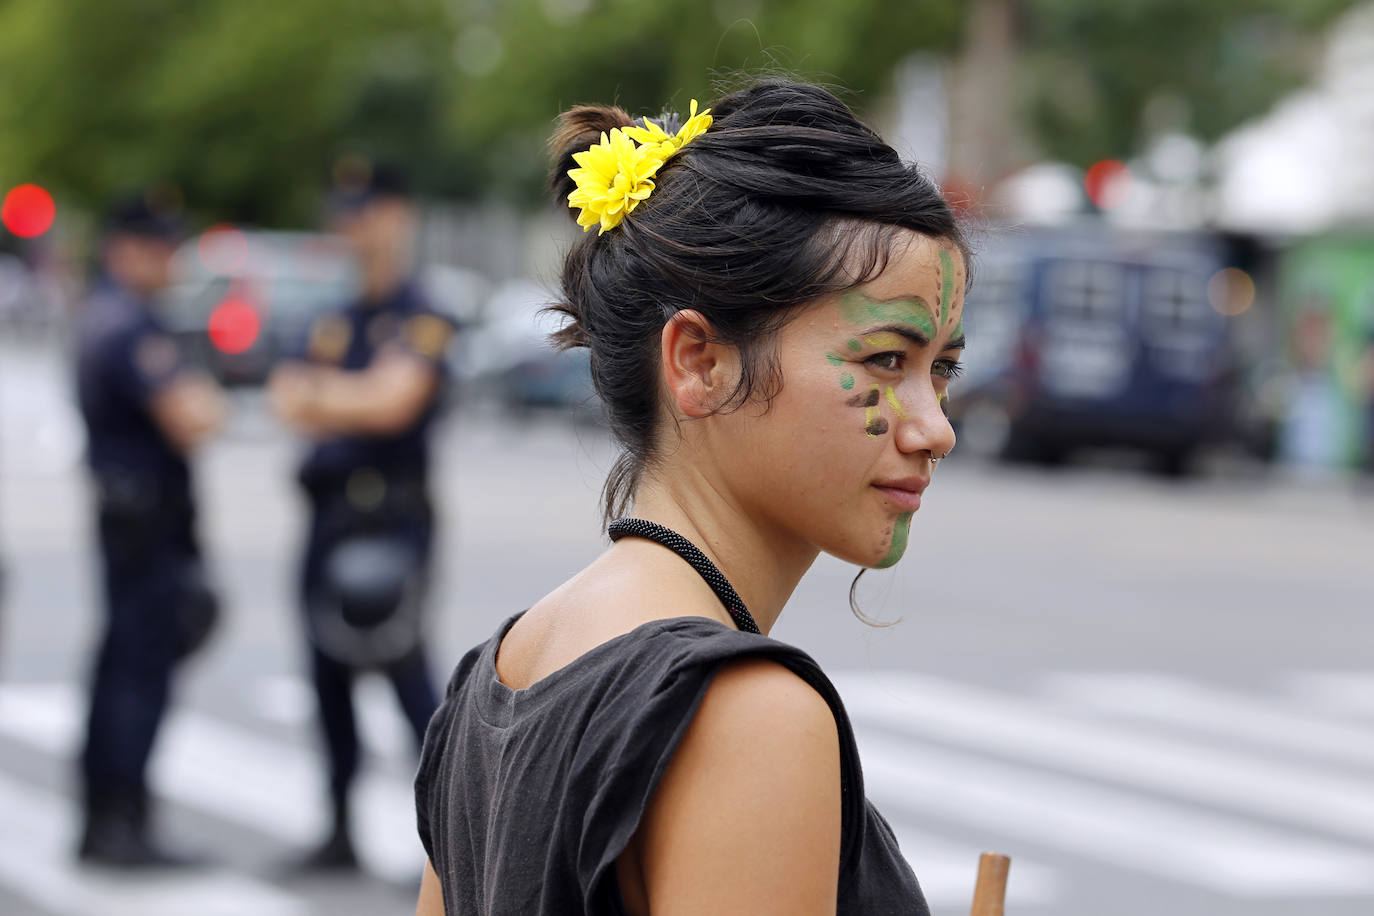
0, 0, 1360, 225
1020, 0, 1360, 166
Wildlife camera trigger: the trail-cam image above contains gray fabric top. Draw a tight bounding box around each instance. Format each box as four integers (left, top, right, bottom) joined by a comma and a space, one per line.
414, 613, 929, 915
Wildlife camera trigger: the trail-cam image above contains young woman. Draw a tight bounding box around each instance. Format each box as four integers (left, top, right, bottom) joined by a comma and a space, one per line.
414, 79, 967, 915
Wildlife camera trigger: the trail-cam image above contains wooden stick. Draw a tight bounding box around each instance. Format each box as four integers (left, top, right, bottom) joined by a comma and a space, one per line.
969, 852, 1011, 916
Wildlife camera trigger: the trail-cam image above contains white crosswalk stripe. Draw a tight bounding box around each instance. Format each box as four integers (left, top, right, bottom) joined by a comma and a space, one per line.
858, 728, 1374, 897
1043, 671, 1374, 768
1284, 671, 1374, 719
0, 770, 304, 916
833, 671, 1374, 845
0, 683, 421, 888
2, 669, 1373, 912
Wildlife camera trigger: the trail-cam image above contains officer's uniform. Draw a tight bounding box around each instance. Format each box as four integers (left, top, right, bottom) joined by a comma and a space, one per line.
295, 279, 454, 826
75, 280, 212, 849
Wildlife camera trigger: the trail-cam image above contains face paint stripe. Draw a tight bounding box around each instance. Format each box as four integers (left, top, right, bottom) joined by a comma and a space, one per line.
842, 292, 937, 339
847, 388, 880, 408
864, 383, 885, 436
875, 511, 913, 569
884, 386, 906, 419
863, 331, 907, 349
939, 248, 955, 327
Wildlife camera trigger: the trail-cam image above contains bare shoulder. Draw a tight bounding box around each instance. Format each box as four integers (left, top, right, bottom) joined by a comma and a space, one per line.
625, 657, 842, 916
695, 658, 839, 753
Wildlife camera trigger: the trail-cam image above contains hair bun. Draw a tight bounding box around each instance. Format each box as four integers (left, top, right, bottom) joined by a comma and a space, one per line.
548, 105, 635, 217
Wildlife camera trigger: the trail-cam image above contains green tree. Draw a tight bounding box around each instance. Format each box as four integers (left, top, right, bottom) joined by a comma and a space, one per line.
1020, 0, 1360, 167
0, 0, 1362, 225
0, 0, 450, 225
0, 0, 964, 224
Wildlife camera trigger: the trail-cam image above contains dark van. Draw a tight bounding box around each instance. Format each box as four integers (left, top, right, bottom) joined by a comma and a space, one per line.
953, 226, 1236, 474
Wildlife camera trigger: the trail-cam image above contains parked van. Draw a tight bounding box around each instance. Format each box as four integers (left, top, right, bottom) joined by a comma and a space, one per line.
953, 225, 1237, 474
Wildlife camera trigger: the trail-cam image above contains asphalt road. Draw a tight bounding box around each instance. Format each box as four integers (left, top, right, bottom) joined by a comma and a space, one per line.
2, 340, 1372, 916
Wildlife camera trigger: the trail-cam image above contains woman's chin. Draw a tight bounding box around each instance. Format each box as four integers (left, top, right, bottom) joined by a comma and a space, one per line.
818, 531, 903, 570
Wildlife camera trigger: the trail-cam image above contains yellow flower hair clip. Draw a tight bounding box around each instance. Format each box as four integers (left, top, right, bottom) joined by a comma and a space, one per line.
567, 99, 713, 235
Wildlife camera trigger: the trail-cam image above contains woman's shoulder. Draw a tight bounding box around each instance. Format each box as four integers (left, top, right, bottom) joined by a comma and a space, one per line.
619, 654, 844, 913
581, 615, 842, 708
428, 611, 848, 758
425, 611, 853, 766
687, 654, 840, 762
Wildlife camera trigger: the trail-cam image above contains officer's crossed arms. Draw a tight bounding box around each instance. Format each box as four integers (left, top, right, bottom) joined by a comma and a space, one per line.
267, 312, 451, 438
131, 332, 226, 453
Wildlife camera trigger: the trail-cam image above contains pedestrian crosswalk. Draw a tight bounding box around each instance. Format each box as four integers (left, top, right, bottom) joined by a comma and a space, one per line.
0, 669, 1372, 915
0, 770, 304, 916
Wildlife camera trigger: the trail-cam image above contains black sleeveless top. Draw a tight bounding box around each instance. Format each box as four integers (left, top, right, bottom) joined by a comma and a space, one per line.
414, 613, 929, 915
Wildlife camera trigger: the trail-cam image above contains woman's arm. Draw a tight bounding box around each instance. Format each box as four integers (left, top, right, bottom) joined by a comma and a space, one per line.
626, 658, 842, 916
416, 859, 444, 916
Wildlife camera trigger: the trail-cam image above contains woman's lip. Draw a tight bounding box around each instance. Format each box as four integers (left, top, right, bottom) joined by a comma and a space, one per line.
873, 485, 923, 512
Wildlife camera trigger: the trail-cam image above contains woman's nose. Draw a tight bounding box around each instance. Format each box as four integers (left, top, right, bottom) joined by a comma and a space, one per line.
894, 386, 956, 459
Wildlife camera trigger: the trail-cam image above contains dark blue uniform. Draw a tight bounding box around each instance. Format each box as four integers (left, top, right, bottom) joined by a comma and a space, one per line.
75, 281, 204, 829
295, 279, 453, 820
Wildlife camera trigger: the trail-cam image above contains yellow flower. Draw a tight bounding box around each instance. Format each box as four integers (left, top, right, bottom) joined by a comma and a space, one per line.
567, 128, 667, 234
566, 100, 713, 234
623, 99, 714, 159
622, 118, 673, 149
670, 98, 713, 151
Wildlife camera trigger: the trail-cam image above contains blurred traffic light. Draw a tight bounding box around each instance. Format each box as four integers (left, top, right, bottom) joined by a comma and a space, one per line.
207, 298, 261, 354
1083, 160, 1131, 210
2, 184, 56, 238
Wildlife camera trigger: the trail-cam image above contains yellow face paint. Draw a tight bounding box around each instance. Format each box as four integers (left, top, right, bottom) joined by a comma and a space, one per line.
884, 386, 906, 419
862, 331, 907, 350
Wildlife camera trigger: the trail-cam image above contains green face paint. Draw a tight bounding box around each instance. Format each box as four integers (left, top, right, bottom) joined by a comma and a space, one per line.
825, 352, 844, 366
846, 338, 862, 352
841, 291, 937, 339
939, 249, 955, 326
839, 372, 855, 390
875, 511, 913, 569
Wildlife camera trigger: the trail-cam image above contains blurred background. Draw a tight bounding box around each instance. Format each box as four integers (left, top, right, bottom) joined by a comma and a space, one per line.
2, 1, 1372, 914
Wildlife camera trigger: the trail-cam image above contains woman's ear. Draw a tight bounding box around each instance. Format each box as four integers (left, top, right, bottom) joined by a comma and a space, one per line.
660, 310, 738, 418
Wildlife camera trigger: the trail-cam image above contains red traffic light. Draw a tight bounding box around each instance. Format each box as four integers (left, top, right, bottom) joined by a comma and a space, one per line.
1083, 160, 1131, 209
207, 298, 261, 354
2, 184, 56, 238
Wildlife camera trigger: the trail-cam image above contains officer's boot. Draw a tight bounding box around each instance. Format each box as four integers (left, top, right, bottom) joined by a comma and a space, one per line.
77, 793, 201, 868
296, 793, 360, 871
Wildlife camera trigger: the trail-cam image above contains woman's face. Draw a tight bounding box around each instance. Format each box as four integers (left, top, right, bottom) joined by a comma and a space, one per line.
711, 231, 965, 569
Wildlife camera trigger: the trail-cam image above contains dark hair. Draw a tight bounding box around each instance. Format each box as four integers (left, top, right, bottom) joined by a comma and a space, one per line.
548, 79, 967, 523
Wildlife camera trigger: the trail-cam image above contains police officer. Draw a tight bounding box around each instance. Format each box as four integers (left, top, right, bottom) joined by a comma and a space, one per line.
268, 165, 453, 870
75, 193, 226, 866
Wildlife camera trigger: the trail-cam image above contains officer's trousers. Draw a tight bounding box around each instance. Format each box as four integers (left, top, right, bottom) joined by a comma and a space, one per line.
80, 494, 195, 819
299, 480, 440, 809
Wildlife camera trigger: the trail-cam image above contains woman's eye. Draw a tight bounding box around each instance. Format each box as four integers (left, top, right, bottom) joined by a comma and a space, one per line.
864, 352, 904, 372
933, 359, 965, 380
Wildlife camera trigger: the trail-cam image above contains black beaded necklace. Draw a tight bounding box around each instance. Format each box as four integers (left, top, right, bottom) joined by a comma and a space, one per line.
607, 518, 761, 635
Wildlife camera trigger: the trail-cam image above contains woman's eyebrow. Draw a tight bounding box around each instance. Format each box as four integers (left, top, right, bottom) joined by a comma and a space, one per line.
860, 324, 929, 347
944, 334, 967, 351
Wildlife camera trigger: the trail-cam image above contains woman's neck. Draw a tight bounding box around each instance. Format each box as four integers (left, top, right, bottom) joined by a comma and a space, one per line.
629, 467, 818, 635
